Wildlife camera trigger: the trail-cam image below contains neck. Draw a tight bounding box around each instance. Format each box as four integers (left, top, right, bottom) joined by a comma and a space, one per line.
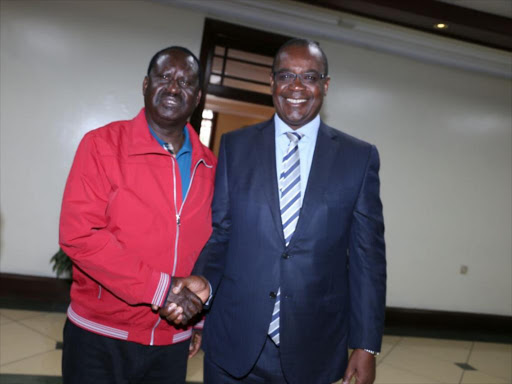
147, 116, 186, 153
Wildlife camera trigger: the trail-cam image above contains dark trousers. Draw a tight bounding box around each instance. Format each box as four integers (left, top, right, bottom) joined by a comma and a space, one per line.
204, 336, 288, 384
62, 320, 190, 384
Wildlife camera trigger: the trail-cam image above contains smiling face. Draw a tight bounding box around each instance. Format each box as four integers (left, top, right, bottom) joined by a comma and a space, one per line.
143, 50, 201, 129
271, 44, 330, 130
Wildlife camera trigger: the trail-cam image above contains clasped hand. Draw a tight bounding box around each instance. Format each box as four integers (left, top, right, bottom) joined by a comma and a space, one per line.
151, 276, 210, 325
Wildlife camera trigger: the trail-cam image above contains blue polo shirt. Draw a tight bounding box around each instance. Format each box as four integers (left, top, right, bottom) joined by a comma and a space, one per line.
149, 125, 192, 199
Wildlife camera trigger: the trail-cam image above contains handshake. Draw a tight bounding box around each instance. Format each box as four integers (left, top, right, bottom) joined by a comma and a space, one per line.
151, 276, 210, 326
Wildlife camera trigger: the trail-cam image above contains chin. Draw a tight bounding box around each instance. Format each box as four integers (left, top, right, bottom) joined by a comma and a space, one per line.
283, 115, 309, 127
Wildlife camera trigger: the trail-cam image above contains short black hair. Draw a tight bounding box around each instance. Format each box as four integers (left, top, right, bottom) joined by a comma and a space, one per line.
272, 39, 329, 76
146, 46, 203, 85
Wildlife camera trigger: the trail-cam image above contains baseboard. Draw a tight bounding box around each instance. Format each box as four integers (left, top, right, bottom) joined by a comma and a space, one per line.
1, 273, 511, 341
0, 273, 71, 312
385, 306, 512, 343
386, 306, 512, 332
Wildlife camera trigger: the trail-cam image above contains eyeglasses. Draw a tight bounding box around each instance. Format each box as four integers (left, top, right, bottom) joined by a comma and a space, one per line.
152, 74, 198, 90
273, 71, 327, 85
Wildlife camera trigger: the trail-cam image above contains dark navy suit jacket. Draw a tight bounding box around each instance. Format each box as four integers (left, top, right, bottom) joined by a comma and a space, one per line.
193, 118, 386, 384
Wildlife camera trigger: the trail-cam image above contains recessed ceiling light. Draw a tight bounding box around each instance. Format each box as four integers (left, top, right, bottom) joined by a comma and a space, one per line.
434, 23, 448, 29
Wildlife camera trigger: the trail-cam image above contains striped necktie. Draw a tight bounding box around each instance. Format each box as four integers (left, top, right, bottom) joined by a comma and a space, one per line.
268, 131, 303, 346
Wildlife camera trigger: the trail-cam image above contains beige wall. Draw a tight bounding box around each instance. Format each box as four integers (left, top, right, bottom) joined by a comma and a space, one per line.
1, 0, 510, 315
319, 39, 511, 315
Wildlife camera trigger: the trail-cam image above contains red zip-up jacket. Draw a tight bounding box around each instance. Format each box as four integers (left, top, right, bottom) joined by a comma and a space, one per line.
59, 108, 216, 345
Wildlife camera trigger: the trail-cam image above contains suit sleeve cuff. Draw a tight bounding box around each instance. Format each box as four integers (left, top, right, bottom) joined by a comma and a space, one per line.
203, 281, 213, 309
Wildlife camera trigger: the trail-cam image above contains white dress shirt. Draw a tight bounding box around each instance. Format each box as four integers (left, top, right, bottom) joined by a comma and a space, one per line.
274, 113, 320, 204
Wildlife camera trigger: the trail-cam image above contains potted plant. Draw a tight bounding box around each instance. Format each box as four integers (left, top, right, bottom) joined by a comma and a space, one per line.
50, 248, 73, 278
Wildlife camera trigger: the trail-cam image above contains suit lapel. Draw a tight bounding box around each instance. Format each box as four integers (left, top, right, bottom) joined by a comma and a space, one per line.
289, 122, 340, 247
258, 119, 285, 244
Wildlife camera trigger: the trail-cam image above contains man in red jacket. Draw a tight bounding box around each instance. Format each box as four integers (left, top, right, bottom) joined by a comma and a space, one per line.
59, 46, 216, 384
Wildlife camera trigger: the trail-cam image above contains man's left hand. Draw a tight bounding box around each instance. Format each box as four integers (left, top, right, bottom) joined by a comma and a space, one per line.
188, 329, 202, 358
342, 349, 376, 384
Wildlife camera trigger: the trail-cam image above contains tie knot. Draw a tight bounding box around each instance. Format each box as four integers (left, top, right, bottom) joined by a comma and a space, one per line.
286, 132, 303, 143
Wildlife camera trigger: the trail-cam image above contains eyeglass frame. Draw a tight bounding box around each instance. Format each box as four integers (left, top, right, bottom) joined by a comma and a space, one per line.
149, 73, 200, 91
272, 70, 328, 86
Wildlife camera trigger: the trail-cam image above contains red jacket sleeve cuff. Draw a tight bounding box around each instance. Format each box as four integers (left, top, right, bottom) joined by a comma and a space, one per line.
143, 271, 171, 307
193, 319, 205, 330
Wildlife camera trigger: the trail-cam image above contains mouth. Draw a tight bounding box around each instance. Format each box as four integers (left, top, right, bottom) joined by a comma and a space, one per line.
161, 95, 181, 107
285, 98, 307, 105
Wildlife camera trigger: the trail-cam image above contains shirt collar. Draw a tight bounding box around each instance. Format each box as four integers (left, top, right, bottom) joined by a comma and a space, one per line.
177, 126, 192, 158
274, 113, 320, 140
148, 124, 192, 157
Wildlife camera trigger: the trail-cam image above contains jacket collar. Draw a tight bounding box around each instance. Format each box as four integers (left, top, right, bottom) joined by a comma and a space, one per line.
291, 119, 341, 247
257, 114, 336, 138
258, 115, 340, 248
127, 108, 213, 167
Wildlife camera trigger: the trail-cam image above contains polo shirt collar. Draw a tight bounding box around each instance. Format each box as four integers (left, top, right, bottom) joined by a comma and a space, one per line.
148, 123, 191, 158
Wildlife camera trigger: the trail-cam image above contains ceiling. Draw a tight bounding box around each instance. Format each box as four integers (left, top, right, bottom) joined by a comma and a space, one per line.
296, 0, 512, 51
165, 0, 510, 77
438, 0, 511, 18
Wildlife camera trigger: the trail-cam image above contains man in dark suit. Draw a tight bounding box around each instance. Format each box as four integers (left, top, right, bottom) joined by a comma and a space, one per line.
165, 38, 386, 384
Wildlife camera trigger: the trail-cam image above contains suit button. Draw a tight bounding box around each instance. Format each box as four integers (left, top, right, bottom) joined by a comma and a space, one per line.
269, 291, 277, 299
282, 252, 290, 259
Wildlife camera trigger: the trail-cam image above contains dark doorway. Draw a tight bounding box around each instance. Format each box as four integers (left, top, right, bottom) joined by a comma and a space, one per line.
190, 19, 292, 155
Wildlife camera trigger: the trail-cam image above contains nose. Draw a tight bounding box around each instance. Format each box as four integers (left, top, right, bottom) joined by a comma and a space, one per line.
165, 78, 180, 93
290, 74, 305, 89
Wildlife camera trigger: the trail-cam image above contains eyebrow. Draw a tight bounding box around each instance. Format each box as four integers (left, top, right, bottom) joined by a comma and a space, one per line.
275, 69, 322, 73
157, 67, 199, 76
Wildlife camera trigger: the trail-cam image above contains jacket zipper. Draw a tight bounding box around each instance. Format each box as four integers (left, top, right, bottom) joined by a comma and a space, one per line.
173, 158, 212, 275
149, 156, 213, 345
150, 317, 161, 345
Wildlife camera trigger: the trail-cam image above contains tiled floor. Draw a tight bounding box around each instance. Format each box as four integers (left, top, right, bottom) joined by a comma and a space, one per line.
1, 308, 510, 384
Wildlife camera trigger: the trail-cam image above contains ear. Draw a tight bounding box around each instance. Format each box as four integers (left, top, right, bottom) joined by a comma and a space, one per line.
323, 76, 330, 96
142, 76, 149, 96
195, 89, 202, 108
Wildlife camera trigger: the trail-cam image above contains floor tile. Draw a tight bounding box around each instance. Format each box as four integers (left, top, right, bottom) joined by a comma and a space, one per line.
186, 350, 204, 382
377, 335, 402, 365
0, 309, 47, 322
0, 307, 510, 384
454, 362, 477, 370
0, 322, 56, 365
0, 350, 62, 376
468, 342, 512, 382
461, 369, 510, 384
0, 314, 14, 326
383, 341, 466, 383
381, 335, 402, 345
374, 362, 443, 383
398, 336, 473, 363
19, 312, 67, 342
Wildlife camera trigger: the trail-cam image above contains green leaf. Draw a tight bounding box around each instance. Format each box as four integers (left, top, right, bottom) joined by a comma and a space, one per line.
50, 248, 73, 278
